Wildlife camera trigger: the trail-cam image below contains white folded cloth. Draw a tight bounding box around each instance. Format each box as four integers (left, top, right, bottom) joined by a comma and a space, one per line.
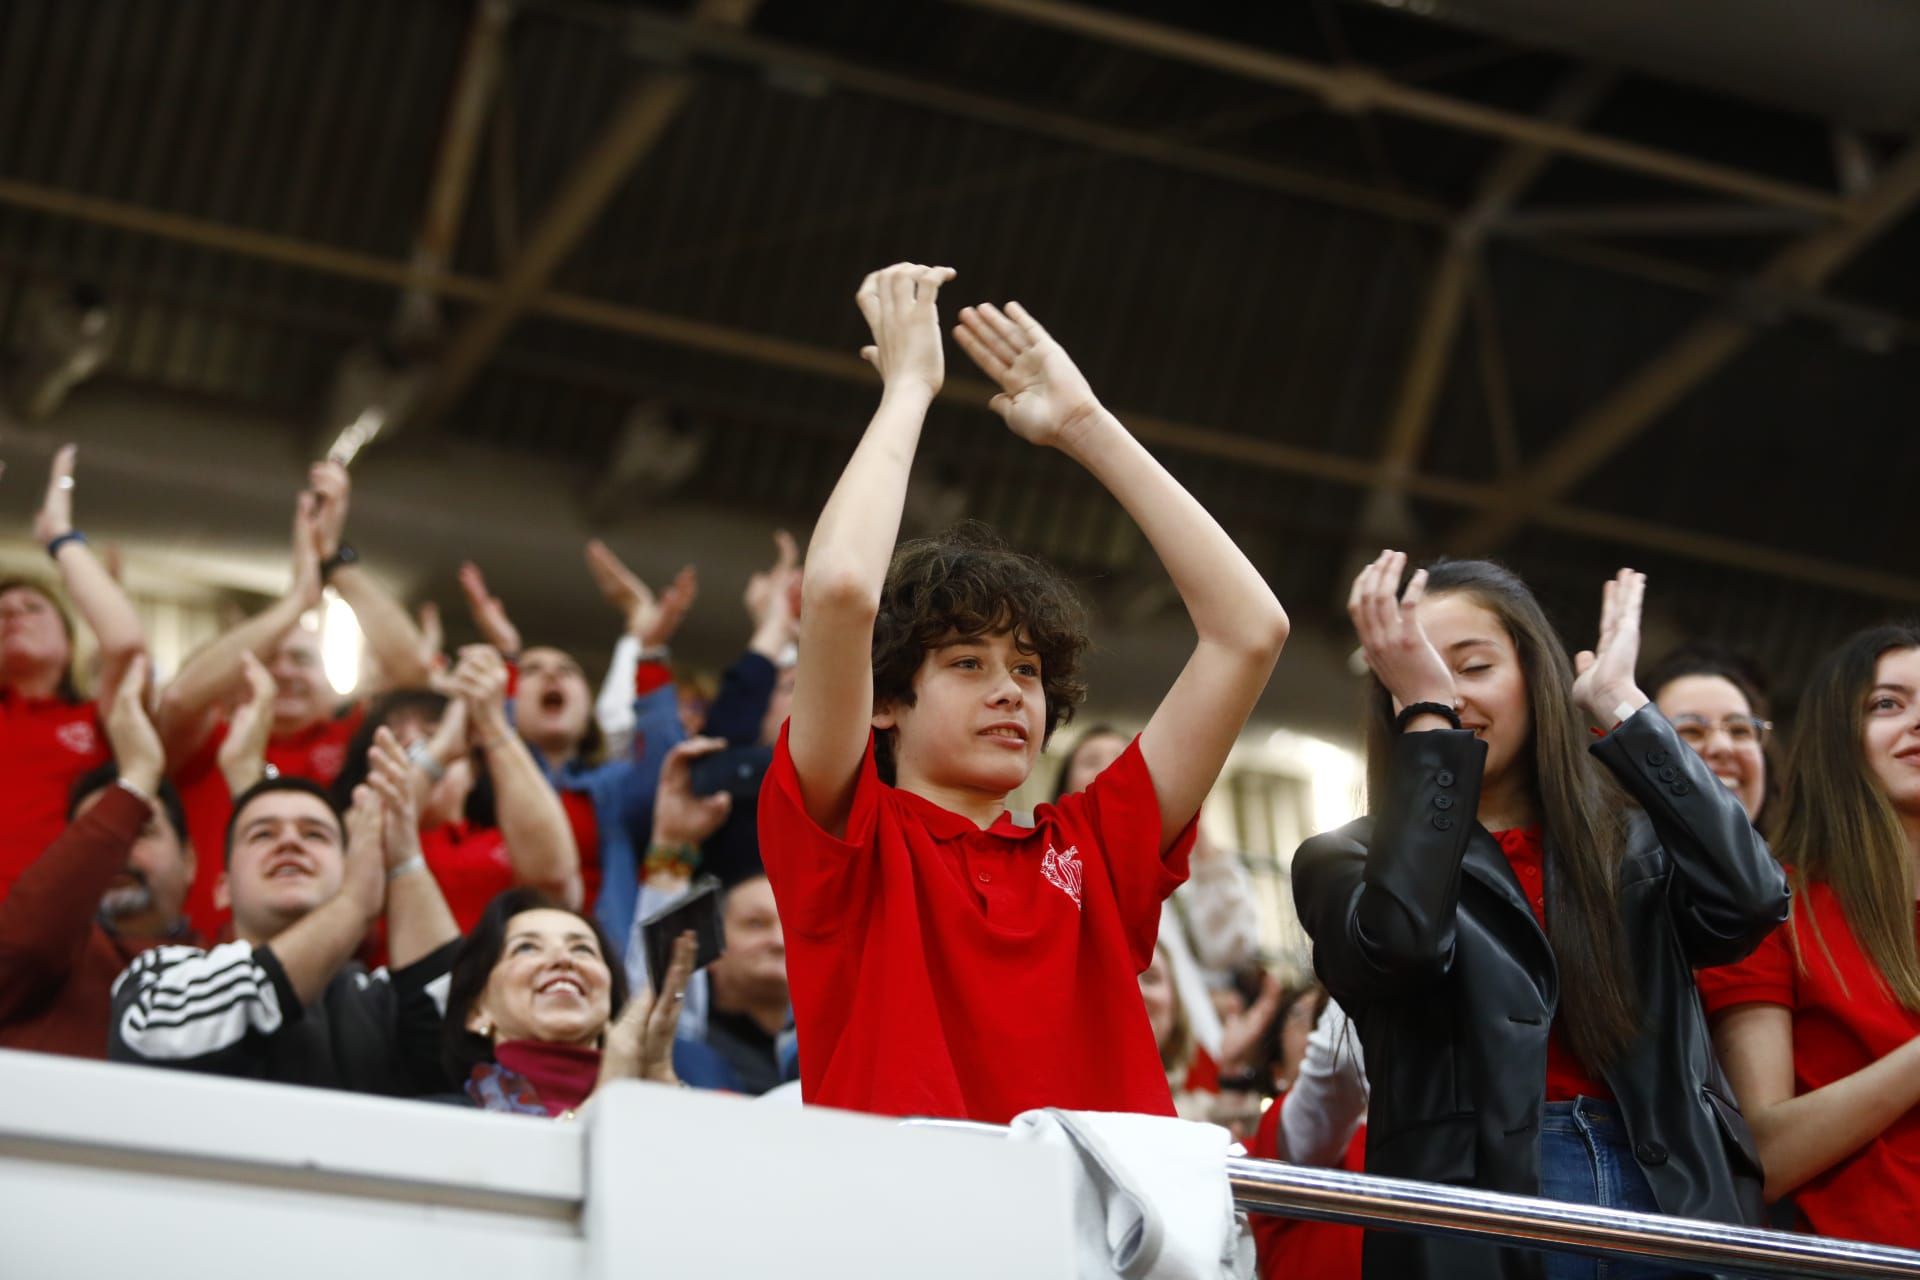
1009, 1108, 1254, 1280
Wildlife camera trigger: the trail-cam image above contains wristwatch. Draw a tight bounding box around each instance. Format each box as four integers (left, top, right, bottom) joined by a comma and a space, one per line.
320, 542, 359, 581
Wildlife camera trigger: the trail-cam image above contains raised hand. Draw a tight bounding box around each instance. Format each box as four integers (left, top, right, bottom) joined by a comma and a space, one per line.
364, 725, 425, 872
1572, 568, 1650, 726
458, 561, 521, 659
744, 529, 801, 653
217, 652, 280, 793
953, 301, 1103, 449
599, 930, 696, 1088
854, 262, 956, 397
415, 601, 446, 676
1218, 972, 1289, 1076
340, 784, 387, 923
306, 460, 350, 561
1348, 550, 1455, 714
33, 444, 77, 547
584, 539, 696, 648
652, 736, 734, 848
103, 653, 163, 797
446, 643, 511, 747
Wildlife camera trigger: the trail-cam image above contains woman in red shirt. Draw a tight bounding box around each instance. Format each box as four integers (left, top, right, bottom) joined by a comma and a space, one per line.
1699, 622, 1920, 1248
0, 446, 145, 905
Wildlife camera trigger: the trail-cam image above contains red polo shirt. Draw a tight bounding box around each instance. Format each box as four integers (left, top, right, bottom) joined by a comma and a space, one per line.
1491, 825, 1614, 1104
419, 790, 601, 933
759, 726, 1195, 1123
265, 705, 364, 787
0, 690, 107, 905
1697, 879, 1920, 1248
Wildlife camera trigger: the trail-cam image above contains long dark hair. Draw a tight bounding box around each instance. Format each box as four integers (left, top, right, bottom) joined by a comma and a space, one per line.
441, 887, 630, 1082
1775, 623, 1920, 1012
1363, 559, 1637, 1071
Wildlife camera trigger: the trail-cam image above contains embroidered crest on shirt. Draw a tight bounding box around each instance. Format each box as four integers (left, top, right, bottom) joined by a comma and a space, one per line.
1041, 843, 1084, 909
55, 719, 98, 756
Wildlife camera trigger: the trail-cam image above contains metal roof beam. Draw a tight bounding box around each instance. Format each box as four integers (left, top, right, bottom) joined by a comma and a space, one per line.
1447, 135, 1920, 554
944, 0, 1847, 217
3, 176, 1917, 603
405, 0, 760, 429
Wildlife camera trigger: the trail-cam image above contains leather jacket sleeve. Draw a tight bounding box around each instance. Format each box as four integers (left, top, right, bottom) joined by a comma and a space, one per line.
1590, 705, 1789, 968
1293, 727, 1488, 1004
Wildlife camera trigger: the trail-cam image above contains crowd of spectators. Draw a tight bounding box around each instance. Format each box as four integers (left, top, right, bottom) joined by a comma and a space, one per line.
0, 263, 1918, 1280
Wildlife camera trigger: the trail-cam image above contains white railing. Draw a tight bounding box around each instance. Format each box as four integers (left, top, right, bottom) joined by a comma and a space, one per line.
10, 1049, 1920, 1279
0, 1050, 1075, 1279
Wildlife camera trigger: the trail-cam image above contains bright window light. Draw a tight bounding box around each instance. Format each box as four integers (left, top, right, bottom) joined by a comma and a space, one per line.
1269, 728, 1364, 832
320, 590, 363, 696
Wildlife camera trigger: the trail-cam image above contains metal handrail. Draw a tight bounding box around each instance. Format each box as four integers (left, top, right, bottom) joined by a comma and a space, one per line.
907, 1119, 1920, 1279
1227, 1157, 1920, 1280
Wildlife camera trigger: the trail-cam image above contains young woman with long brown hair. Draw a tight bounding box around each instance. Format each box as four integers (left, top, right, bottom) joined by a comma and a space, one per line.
1294, 554, 1787, 1280
1698, 623, 1920, 1248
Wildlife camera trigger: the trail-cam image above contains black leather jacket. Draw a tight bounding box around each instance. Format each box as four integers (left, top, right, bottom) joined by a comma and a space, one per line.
1293, 706, 1789, 1280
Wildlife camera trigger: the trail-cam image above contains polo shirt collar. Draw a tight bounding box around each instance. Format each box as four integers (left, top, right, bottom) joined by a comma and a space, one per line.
891, 785, 1029, 842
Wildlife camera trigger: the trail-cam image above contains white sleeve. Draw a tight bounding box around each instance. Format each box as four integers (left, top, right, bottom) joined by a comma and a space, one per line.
1278, 998, 1369, 1167
109, 941, 287, 1066
596, 633, 642, 750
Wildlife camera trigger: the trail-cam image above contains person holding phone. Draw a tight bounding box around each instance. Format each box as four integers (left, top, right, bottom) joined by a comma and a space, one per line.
1294, 556, 1787, 1280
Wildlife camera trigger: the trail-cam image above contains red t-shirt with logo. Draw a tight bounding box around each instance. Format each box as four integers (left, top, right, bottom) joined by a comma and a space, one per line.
759, 726, 1195, 1123
1696, 878, 1920, 1248
0, 690, 107, 904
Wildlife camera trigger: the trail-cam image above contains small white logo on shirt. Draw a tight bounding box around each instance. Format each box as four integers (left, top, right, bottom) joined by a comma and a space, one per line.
1041, 843, 1083, 909
55, 720, 98, 756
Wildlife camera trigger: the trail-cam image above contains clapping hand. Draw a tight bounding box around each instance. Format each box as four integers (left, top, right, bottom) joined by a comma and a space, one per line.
218, 652, 280, 793
1348, 550, 1455, 715
953, 301, 1103, 450
744, 530, 801, 654
598, 930, 696, 1088
1572, 569, 1650, 728
102, 654, 163, 798
458, 561, 521, 659
584, 540, 696, 648
855, 263, 956, 398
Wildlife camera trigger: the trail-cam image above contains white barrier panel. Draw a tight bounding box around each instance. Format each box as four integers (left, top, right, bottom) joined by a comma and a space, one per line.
0, 1049, 1077, 1279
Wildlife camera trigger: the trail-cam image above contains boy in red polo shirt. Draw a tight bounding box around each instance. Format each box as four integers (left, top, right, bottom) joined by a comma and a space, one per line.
760, 264, 1290, 1122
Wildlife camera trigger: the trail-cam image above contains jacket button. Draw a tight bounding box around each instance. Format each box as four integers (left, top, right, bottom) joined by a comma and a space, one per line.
1671, 781, 1693, 797
1432, 813, 1455, 831
1657, 766, 1678, 782
1434, 794, 1454, 811
1436, 770, 1455, 787
1646, 750, 1669, 767
1635, 1140, 1669, 1166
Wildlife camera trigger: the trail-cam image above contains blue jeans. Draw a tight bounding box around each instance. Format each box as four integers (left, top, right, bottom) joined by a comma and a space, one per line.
1535, 1098, 1704, 1280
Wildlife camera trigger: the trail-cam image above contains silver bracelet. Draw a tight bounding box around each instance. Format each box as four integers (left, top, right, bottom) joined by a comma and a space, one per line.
406, 741, 447, 782
386, 854, 428, 883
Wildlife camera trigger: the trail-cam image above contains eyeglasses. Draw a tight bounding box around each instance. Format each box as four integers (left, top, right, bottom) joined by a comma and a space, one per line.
1671, 714, 1771, 746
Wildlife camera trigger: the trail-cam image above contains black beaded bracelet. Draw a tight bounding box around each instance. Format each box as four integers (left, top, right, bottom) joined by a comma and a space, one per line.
44, 530, 87, 560
1395, 701, 1462, 733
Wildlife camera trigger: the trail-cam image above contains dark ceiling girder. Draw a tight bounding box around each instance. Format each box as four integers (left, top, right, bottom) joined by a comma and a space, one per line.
1447, 135, 1920, 554
942, 0, 1848, 217
1, 176, 1915, 603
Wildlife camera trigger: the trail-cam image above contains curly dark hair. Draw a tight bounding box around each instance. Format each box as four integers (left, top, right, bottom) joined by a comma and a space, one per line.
870, 522, 1089, 782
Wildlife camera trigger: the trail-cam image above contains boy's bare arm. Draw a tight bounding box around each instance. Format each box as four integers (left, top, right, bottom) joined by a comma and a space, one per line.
790, 263, 955, 836
955, 302, 1289, 850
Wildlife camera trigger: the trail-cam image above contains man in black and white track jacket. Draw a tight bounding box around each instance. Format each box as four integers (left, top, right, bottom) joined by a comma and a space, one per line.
109, 760, 460, 1097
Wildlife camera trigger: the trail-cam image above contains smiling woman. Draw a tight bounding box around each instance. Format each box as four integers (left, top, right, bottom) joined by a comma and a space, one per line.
1294, 553, 1788, 1280
441, 887, 703, 1117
